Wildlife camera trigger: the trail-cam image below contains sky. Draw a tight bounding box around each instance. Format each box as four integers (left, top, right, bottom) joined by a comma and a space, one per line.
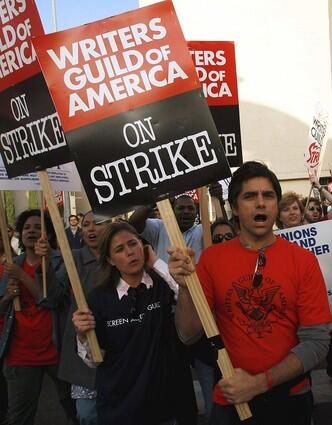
35, 0, 139, 33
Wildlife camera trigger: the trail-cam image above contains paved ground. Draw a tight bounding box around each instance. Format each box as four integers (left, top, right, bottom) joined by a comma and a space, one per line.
30, 367, 332, 425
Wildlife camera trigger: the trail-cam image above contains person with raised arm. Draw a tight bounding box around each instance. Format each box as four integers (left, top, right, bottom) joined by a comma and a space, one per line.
72, 221, 196, 425
169, 161, 331, 425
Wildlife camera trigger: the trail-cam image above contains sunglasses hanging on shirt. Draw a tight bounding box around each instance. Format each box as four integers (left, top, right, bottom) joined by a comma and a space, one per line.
252, 250, 266, 289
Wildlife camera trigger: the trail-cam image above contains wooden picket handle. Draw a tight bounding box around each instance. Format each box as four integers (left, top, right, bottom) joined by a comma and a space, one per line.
37, 171, 103, 363
38, 192, 47, 298
157, 198, 252, 421
212, 197, 223, 218
302, 186, 313, 223
212, 195, 229, 221
0, 193, 21, 311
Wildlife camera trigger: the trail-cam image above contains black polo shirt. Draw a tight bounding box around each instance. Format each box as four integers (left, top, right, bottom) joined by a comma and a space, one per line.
88, 270, 185, 425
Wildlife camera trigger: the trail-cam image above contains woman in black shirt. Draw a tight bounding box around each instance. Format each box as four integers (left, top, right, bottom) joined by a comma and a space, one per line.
73, 221, 196, 425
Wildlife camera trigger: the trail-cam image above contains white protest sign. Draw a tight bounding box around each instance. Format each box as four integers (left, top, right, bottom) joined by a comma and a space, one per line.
275, 220, 332, 308
304, 102, 329, 174
0, 158, 81, 191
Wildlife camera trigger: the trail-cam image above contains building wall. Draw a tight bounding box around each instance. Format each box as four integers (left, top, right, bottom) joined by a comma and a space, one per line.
74, 186, 92, 216
141, 0, 332, 197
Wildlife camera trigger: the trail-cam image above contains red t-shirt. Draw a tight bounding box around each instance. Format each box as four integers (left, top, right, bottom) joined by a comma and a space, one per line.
5, 261, 59, 366
197, 236, 331, 405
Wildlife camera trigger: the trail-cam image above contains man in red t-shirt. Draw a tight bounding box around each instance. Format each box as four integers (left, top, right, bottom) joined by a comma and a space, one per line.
169, 161, 331, 425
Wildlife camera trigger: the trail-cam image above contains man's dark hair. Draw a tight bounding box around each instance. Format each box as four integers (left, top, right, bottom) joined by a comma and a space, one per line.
302, 197, 321, 209
15, 209, 57, 251
210, 218, 236, 236
228, 161, 282, 209
69, 214, 78, 221
172, 194, 196, 208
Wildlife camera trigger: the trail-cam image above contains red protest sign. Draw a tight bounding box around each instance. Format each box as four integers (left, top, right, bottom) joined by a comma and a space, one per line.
189, 41, 238, 106
188, 41, 242, 167
184, 189, 199, 203
32, 2, 231, 220
175, 189, 200, 203
0, 0, 72, 178
0, 0, 44, 92
33, 1, 201, 133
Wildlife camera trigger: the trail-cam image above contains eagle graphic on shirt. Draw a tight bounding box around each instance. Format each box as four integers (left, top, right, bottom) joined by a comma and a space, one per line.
232, 283, 281, 337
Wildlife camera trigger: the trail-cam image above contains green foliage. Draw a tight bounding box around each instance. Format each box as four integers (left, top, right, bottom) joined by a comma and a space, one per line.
4, 191, 15, 226
28, 191, 39, 209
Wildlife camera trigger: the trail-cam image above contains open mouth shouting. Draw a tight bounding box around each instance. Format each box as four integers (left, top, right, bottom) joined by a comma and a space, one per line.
254, 214, 268, 223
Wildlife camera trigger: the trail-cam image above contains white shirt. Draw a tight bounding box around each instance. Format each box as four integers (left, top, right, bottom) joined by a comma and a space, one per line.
142, 218, 203, 263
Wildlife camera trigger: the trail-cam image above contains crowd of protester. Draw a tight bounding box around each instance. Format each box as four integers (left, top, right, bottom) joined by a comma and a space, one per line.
0, 162, 331, 425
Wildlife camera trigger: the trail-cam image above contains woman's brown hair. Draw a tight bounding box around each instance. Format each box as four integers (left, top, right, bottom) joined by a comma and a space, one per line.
95, 221, 142, 289
276, 191, 304, 229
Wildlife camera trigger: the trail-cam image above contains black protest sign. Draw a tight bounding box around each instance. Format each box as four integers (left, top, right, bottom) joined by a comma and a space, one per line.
189, 41, 243, 167
33, 1, 231, 219
0, 72, 70, 177
0, 0, 71, 178
67, 90, 229, 219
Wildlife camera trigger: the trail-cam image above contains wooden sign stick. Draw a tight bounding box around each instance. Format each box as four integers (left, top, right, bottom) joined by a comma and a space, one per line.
214, 197, 229, 221
0, 193, 21, 311
212, 197, 223, 219
37, 171, 103, 362
157, 199, 252, 421
198, 187, 212, 248
38, 192, 47, 299
302, 186, 313, 222
221, 202, 229, 221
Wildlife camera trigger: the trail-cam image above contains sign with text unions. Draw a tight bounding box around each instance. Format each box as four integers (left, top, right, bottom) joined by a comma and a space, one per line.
33, 1, 231, 219
275, 220, 332, 308
188, 41, 243, 167
0, 0, 71, 178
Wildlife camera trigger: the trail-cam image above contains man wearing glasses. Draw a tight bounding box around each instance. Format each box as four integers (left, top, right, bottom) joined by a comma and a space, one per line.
169, 161, 331, 425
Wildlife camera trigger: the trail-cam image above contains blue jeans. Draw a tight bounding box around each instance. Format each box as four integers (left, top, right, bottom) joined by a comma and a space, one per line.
194, 359, 214, 420
76, 398, 98, 425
